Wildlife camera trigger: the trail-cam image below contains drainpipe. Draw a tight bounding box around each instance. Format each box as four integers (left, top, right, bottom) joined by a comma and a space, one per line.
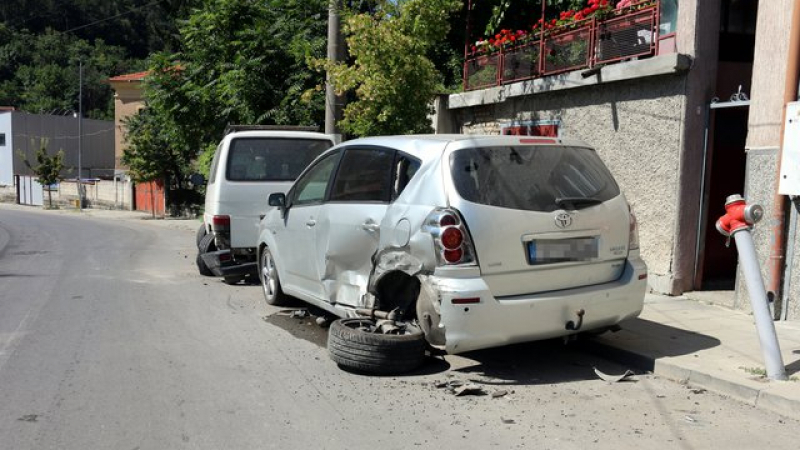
769, 0, 800, 312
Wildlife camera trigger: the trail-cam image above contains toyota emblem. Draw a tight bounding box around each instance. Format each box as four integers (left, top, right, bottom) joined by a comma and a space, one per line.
555, 212, 572, 229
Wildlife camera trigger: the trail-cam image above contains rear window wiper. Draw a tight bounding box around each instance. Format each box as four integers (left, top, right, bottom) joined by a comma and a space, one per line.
555, 196, 603, 209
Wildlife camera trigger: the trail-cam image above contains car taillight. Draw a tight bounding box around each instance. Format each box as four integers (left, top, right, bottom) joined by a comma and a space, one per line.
440, 227, 463, 249
628, 205, 640, 251
212, 215, 231, 233
423, 209, 477, 266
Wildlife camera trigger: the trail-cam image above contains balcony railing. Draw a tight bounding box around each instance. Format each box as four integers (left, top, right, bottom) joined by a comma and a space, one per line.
464, 1, 666, 91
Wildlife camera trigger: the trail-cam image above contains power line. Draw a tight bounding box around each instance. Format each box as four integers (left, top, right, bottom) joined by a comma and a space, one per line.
59, 0, 162, 35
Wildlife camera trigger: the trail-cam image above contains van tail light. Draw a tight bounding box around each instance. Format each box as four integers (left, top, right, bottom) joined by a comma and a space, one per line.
628, 204, 640, 251
423, 209, 477, 266
211, 214, 231, 233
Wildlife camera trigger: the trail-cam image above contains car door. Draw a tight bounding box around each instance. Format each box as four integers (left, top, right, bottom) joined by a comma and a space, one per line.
277, 150, 341, 300
314, 146, 396, 307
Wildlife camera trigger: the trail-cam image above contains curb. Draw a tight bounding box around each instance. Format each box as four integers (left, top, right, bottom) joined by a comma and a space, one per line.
579, 339, 800, 421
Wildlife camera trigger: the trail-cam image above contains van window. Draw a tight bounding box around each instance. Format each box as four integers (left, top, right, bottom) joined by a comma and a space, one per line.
226, 138, 331, 181
208, 143, 222, 184
450, 145, 620, 212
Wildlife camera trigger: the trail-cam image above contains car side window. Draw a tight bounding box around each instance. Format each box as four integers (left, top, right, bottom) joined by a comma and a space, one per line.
329, 147, 395, 202
391, 153, 421, 201
291, 152, 340, 206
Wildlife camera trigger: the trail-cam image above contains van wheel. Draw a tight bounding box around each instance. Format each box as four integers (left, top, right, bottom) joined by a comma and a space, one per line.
196, 224, 207, 248
327, 318, 426, 375
259, 247, 288, 306
196, 233, 215, 276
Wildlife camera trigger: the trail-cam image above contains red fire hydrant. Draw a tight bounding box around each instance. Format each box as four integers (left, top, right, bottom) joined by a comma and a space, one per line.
715, 194, 786, 380
715, 194, 764, 238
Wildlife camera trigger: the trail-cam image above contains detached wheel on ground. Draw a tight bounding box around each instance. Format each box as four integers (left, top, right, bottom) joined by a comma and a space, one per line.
259, 246, 288, 305
328, 318, 426, 375
196, 233, 215, 276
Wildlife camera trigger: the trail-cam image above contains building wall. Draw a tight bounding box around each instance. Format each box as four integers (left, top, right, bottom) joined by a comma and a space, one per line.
111, 83, 145, 170
738, 0, 798, 319
453, 75, 687, 293
0, 112, 12, 185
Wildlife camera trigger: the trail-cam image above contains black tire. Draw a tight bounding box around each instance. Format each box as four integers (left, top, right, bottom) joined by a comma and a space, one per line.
196, 233, 216, 276
327, 318, 426, 375
196, 224, 207, 248
259, 246, 288, 306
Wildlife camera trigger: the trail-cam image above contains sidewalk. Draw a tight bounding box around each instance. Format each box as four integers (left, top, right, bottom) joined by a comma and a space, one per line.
586, 293, 800, 420
0, 202, 200, 233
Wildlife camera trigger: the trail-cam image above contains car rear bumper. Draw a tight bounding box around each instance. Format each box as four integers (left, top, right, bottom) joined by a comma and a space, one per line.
201, 249, 258, 278
433, 257, 647, 354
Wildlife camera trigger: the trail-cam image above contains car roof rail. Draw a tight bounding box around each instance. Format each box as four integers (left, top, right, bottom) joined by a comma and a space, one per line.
224, 124, 320, 135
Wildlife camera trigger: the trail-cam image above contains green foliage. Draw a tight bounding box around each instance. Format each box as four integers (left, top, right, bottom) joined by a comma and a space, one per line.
320, 0, 462, 137
123, 0, 329, 182
0, 25, 140, 119
19, 140, 65, 208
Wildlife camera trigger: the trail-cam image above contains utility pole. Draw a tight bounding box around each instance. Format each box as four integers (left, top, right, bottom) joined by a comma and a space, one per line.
325, 0, 344, 141
78, 61, 83, 211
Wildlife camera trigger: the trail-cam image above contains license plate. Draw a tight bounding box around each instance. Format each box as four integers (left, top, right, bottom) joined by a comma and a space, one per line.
527, 237, 598, 265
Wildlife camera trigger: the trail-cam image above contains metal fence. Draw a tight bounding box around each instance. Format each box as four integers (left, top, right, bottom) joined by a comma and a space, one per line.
464, 2, 660, 91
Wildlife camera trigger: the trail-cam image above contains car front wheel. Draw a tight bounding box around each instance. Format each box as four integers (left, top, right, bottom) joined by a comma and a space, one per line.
259, 246, 288, 306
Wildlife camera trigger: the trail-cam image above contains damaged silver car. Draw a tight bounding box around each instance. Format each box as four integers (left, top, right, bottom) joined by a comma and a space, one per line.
257, 135, 647, 374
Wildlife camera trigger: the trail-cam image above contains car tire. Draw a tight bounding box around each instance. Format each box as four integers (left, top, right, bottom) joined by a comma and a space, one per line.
196, 224, 207, 248
259, 246, 288, 306
327, 318, 426, 375
196, 233, 216, 277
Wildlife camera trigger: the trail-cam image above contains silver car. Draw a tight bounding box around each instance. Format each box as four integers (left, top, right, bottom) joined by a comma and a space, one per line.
257, 135, 647, 374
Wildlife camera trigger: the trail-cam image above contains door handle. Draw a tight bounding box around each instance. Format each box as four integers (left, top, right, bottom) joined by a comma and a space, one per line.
306, 219, 317, 227
361, 222, 379, 233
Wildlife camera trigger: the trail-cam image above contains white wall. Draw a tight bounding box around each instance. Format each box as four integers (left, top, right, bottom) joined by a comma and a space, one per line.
0, 113, 12, 185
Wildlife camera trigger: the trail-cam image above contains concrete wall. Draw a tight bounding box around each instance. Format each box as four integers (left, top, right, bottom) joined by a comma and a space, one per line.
0, 112, 12, 185
0, 179, 134, 210
736, 0, 797, 319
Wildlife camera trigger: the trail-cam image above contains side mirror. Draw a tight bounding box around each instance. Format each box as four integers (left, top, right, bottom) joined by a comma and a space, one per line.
269, 192, 286, 209
189, 173, 206, 186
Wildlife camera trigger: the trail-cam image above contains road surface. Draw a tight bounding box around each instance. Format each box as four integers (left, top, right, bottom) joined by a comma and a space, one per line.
0, 204, 797, 449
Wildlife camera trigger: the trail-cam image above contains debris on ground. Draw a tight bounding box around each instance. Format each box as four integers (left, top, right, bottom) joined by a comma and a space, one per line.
593, 367, 636, 383
690, 388, 707, 394
18, 415, 38, 422
315, 316, 331, 328
500, 417, 516, 424
454, 384, 486, 396
491, 390, 509, 398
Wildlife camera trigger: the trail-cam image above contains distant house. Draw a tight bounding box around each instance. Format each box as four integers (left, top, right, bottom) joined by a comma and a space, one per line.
107, 71, 148, 170
107, 70, 166, 216
0, 110, 114, 186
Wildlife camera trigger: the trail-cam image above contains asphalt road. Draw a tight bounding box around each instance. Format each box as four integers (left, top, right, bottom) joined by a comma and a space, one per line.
0, 205, 797, 450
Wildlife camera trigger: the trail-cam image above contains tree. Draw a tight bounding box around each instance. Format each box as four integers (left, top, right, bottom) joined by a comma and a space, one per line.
124, 0, 329, 184
20, 140, 65, 209
319, 0, 462, 137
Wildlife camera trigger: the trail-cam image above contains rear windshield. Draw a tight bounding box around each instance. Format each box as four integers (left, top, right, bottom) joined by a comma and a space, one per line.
450, 145, 620, 212
226, 137, 331, 181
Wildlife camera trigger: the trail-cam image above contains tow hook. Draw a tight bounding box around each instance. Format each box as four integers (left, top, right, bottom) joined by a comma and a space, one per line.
565, 309, 585, 331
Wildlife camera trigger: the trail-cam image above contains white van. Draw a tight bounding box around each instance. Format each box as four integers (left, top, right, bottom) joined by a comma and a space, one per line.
197, 127, 335, 283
